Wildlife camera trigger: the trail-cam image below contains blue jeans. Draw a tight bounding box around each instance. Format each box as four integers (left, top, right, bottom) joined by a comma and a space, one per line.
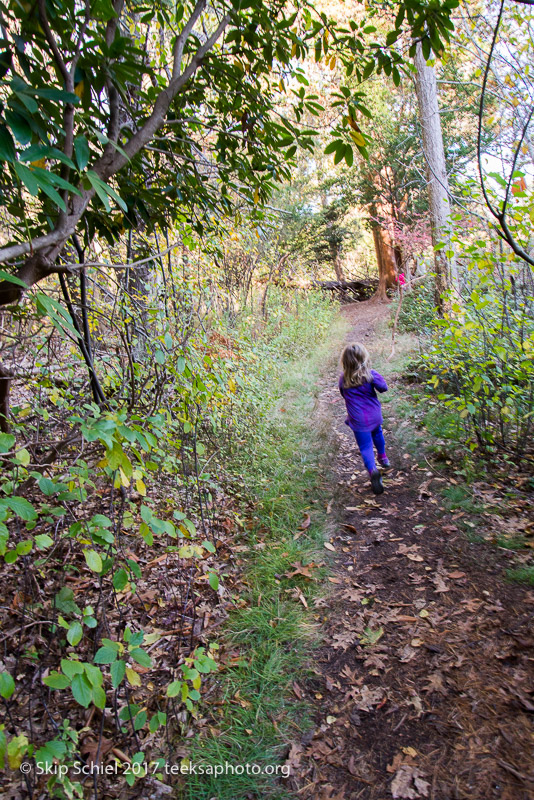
353, 426, 386, 474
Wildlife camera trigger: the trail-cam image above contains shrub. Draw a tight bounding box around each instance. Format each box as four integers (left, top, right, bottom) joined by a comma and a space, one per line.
418, 241, 534, 458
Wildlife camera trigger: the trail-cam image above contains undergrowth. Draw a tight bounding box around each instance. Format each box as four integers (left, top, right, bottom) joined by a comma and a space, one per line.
181, 312, 349, 799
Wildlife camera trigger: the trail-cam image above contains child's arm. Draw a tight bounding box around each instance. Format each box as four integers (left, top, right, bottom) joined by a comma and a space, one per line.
370, 370, 388, 393
338, 374, 345, 396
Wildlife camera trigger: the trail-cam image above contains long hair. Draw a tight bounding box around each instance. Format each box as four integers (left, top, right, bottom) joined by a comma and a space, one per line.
341, 343, 372, 387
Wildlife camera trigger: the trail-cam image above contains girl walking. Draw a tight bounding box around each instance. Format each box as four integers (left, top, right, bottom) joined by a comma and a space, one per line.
338, 343, 390, 495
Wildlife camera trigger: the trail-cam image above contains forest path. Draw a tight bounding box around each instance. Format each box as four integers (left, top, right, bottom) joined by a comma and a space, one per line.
289, 300, 534, 800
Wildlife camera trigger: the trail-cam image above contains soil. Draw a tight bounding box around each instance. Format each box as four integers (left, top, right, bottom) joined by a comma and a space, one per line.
289, 300, 534, 800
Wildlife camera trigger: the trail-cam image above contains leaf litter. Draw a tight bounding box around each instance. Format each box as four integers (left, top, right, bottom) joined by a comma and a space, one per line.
288, 303, 534, 800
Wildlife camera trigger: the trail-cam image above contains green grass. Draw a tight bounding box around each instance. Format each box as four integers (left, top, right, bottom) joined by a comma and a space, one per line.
496, 536, 527, 551
506, 566, 534, 586
180, 312, 348, 800
440, 485, 485, 515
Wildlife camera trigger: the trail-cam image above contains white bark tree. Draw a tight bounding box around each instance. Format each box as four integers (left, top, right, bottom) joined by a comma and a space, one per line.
414, 42, 459, 312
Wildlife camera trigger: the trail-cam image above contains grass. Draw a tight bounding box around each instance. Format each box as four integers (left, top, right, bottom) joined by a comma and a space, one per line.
440, 485, 485, 515
506, 566, 534, 586
496, 535, 527, 551
180, 312, 349, 800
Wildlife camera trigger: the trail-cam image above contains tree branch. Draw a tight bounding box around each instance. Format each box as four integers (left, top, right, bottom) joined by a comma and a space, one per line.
0, 6, 229, 305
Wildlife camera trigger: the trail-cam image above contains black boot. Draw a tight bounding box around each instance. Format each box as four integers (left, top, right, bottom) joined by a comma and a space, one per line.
370, 469, 384, 495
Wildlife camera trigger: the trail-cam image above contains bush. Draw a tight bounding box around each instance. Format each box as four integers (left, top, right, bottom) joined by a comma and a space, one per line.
394, 279, 436, 334
417, 241, 534, 458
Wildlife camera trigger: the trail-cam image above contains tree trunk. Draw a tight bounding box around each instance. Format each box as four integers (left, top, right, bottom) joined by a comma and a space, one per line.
372, 223, 397, 300
0, 365, 11, 433
333, 246, 345, 282
414, 42, 458, 312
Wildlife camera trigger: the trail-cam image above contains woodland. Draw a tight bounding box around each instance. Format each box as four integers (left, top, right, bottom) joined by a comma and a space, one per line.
0, 0, 533, 798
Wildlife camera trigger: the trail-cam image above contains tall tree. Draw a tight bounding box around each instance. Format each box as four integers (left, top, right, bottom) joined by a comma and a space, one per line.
414, 41, 458, 311
0, 0, 459, 305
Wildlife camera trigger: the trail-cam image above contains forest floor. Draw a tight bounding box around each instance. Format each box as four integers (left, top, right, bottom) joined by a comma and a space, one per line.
287, 300, 534, 800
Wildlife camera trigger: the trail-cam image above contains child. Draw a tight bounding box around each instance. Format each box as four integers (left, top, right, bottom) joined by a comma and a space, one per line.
338, 343, 390, 495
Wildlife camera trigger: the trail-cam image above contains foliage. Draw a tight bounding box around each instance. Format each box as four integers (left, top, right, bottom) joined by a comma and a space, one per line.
0, 240, 336, 796
394, 279, 436, 333
0, 0, 459, 303
185, 306, 346, 800
418, 235, 534, 457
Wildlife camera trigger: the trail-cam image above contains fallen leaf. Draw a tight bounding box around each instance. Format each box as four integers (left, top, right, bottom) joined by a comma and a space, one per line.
423, 672, 447, 695
359, 626, 384, 646
433, 575, 449, 593
285, 561, 318, 580
332, 631, 357, 650
292, 682, 303, 699
324, 542, 336, 552
391, 765, 430, 799
299, 514, 311, 530
353, 685, 385, 712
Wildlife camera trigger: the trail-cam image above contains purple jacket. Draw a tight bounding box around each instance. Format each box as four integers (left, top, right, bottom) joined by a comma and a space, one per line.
338, 370, 388, 433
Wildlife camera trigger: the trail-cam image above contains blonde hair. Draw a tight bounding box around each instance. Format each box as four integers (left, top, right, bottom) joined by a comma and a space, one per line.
341, 343, 372, 387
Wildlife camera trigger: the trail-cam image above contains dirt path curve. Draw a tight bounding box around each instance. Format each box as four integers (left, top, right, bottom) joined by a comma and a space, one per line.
290, 300, 534, 800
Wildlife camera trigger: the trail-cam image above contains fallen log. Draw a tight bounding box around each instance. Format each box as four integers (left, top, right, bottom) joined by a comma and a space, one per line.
313, 279, 378, 302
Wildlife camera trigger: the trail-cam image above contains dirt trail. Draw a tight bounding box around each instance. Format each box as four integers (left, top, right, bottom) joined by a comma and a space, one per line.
290, 300, 534, 800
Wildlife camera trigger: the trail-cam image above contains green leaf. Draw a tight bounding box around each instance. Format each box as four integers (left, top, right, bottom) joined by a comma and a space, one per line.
84, 663, 104, 687
74, 136, 90, 170
92, 684, 106, 709
112, 568, 129, 591
5, 110, 31, 145
86, 170, 127, 212
33, 87, 80, 104
133, 710, 147, 731
0, 433, 15, 453
333, 144, 346, 166
84, 549, 103, 573
71, 673, 92, 707
129, 647, 152, 668
55, 588, 81, 616
60, 659, 84, 678
324, 140, 341, 155
16, 539, 32, 555
166, 680, 181, 697
0, 672, 15, 699
94, 646, 118, 664
0, 125, 16, 162
67, 621, 83, 646
35, 739, 67, 767
119, 703, 140, 721
208, 572, 219, 591
0, 271, 27, 289
43, 672, 70, 690
3, 497, 37, 521
35, 534, 54, 549
110, 659, 126, 688
35, 292, 82, 340
14, 162, 40, 196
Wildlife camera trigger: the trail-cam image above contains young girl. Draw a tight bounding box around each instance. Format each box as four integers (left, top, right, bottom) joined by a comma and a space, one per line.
338, 343, 390, 495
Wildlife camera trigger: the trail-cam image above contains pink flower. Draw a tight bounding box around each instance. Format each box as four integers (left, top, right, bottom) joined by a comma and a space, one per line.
396, 273, 406, 286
